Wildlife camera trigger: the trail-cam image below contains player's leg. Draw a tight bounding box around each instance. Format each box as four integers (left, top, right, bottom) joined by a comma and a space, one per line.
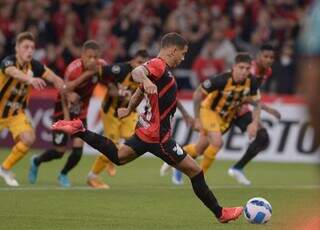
52, 119, 141, 165
229, 112, 269, 185
0, 114, 34, 186
157, 139, 242, 223
87, 112, 120, 188
28, 130, 67, 184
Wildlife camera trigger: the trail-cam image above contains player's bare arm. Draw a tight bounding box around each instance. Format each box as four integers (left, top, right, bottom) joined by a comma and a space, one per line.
5, 66, 47, 90
243, 98, 281, 120
62, 69, 97, 93
247, 99, 261, 140
192, 86, 204, 131
131, 65, 157, 94
42, 67, 65, 91
177, 101, 195, 128
117, 87, 144, 119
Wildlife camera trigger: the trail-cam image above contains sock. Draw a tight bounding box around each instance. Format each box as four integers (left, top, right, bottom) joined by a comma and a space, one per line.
90, 154, 110, 175
76, 130, 120, 165
233, 128, 269, 169
200, 145, 220, 173
191, 171, 222, 218
34, 149, 64, 166
183, 144, 198, 158
2, 142, 30, 170
61, 147, 83, 175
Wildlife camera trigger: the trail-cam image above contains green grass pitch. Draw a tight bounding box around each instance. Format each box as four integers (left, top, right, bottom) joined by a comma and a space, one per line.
0, 149, 319, 230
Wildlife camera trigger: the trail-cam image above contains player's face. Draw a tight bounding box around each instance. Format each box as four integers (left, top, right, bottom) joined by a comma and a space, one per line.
233, 62, 251, 82
171, 45, 188, 67
82, 48, 100, 70
258, 50, 274, 69
15, 40, 35, 63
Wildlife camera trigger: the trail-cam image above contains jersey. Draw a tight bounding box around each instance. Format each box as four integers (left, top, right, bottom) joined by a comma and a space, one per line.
101, 62, 139, 115
135, 58, 178, 144
251, 60, 272, 87
0, 55, 48, 118
53, 58, 107, 120
201, 71, 260, 124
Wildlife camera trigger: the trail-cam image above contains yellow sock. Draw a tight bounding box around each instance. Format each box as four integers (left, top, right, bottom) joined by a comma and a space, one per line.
91, 154, 111, 175
183, 144, 198, 158
200, 145, 220, 173
2, 141, 30, 170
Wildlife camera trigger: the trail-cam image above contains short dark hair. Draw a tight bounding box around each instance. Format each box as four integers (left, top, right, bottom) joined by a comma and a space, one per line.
82, 40, 100, 51
161, 32, 188, 49
260, 44, 274, 52
133, 49, 149, 58
235, 52, 252, 64
16, 32, 35, 44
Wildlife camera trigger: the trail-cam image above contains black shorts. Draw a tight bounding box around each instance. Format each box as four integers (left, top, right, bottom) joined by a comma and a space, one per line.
52, 119, 87, 146
124, 135, 187, 166
232, 111, 253, 133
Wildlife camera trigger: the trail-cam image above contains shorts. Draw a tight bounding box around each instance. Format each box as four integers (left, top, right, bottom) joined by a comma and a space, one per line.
125, 134, 187, 166
101, 108, 138, 143
0, 112, 33, 140
232, 111, 253, 133
52, 119, 87, 146
200, 108, 231, 133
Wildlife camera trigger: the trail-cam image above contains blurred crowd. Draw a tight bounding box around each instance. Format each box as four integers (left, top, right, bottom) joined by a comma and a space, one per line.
0, 0, 313, 94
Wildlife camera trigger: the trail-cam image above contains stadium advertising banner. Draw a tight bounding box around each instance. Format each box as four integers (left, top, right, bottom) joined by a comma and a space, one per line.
0, 92, 319, 163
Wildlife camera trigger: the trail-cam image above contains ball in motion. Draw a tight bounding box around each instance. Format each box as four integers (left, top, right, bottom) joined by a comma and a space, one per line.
244, 197, 272, 224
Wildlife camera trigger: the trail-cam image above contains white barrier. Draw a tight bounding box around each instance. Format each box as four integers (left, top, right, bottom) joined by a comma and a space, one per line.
84, 97, 320, 163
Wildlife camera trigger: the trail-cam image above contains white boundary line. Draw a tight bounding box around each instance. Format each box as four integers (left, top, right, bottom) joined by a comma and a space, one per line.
0, 185, 319, 191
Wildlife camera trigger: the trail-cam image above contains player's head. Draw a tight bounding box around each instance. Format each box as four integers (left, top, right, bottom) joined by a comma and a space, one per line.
160, 32, 188, 68
81, 40, 101, 70
15, 32, 35, 63
131, 49, 149, 68
257, 44, 275, 69
232, 53, 252, 82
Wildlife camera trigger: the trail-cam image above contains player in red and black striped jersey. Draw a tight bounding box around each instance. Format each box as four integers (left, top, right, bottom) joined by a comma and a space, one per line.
28, 40, 111, 187
52, 33, 243, 223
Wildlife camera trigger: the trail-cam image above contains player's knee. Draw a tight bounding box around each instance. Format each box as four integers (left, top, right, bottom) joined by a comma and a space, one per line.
212, 138, 223, 149
256, 128, 270, 149
55, 151, 65, 159
19, 131, 36, 146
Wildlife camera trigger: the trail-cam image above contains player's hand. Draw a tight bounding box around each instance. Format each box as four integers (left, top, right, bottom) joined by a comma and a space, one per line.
27, 77, 47, 90
183, 114, 195, 129
247, 122, 258, 140
143, 79, 157, 94
117, 108, 130, 119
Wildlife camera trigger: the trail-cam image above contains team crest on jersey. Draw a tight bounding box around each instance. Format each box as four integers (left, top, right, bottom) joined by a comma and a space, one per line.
111, 65, 121, 74
203, 79, 212, 89
4, 60, 14, 67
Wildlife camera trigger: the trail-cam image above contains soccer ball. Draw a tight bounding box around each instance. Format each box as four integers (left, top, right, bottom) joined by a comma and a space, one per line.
244, 197, 272, 224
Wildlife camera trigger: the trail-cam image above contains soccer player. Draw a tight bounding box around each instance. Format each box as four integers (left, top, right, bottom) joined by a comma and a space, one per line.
87, 50, 149, 189
0, 32, 65, 186
28, 40, 108, 187
52, 32, 243, 223
167, 45, 279, 185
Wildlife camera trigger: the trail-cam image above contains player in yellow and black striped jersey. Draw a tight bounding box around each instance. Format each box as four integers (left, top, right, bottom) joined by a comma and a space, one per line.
181, 53, 263, 174
0, 32, 65, 186
86, 50, 148, 189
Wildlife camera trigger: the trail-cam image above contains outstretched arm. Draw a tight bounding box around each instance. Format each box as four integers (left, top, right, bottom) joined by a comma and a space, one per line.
118, 87, 144, 119
61, 69, 97, 93
177, 101, 194, 128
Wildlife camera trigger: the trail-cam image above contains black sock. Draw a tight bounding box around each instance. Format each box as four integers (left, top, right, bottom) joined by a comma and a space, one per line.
34, 149, 64, 166
60, 147, 83, 175
191, 171, 222, 218
233, 128, 269, 169
76, 130, 120, 165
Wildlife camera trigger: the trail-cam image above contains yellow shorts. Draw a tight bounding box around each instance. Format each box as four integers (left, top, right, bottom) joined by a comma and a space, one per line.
101, 108, 138, 143
200, 108, 230, 133
0, 112, 33, 140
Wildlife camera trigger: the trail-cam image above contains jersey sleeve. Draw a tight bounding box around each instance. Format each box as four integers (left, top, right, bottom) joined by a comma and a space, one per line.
143, 58, 166, 81
31, 59, 48, 78
200, 74, 228, 94
0, 56, 15, 73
